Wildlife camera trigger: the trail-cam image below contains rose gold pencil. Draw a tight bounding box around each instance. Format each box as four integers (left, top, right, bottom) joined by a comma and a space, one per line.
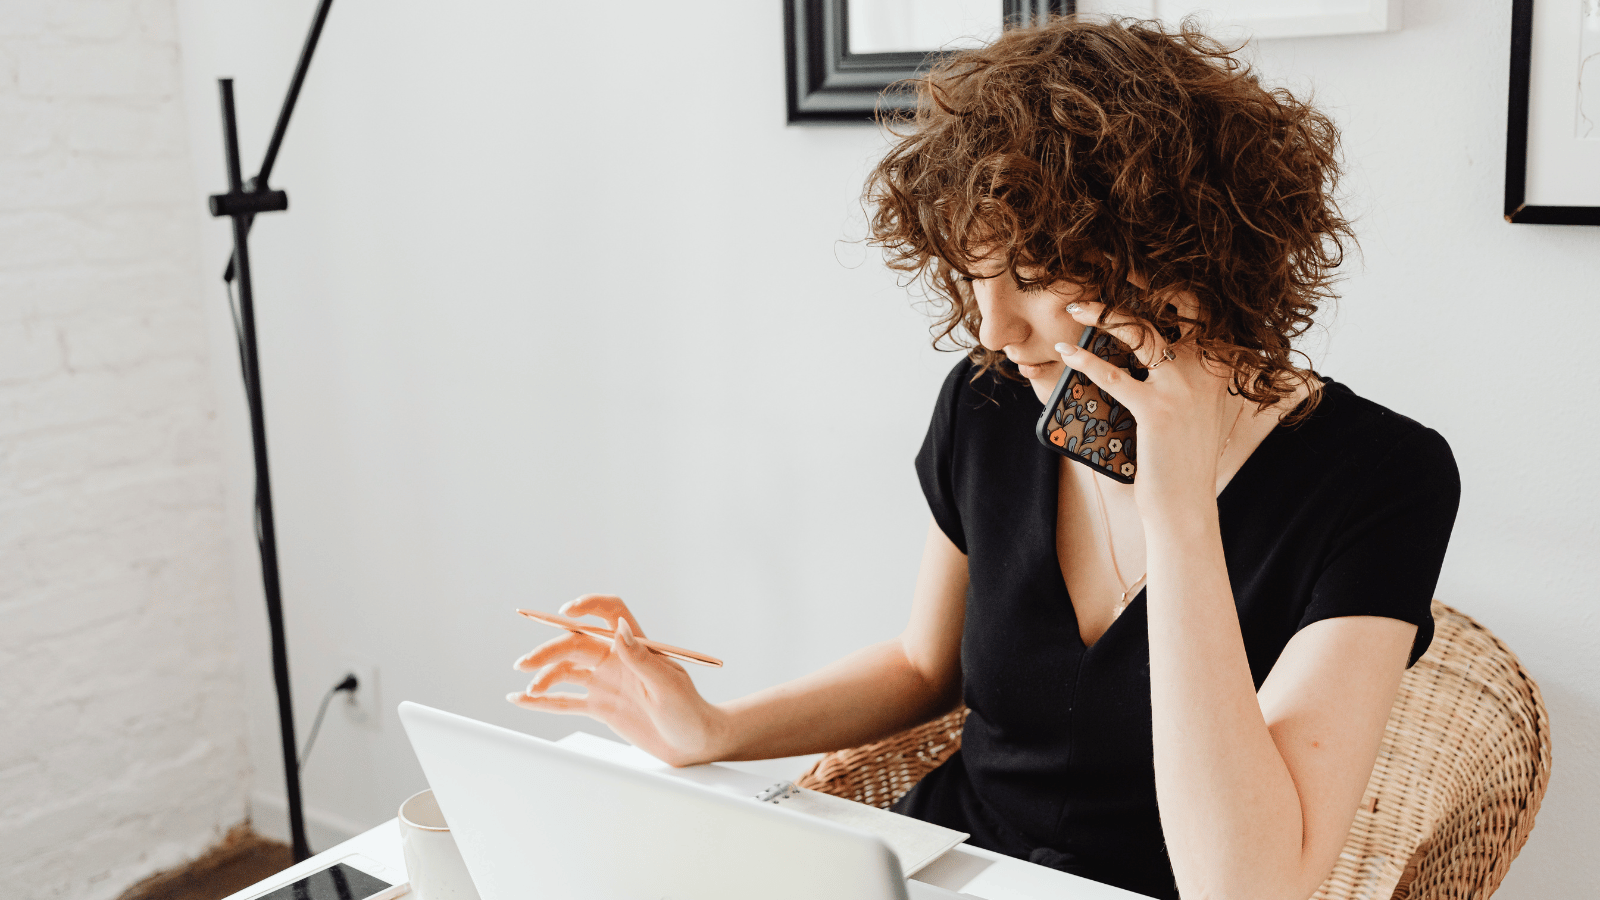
515, 609, 724, 668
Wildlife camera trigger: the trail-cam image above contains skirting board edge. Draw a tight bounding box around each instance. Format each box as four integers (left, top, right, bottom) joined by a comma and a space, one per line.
247, 791, 371, 854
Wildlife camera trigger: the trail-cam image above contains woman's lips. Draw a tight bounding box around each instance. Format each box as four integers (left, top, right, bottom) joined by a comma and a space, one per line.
1015, 360, 1058, 379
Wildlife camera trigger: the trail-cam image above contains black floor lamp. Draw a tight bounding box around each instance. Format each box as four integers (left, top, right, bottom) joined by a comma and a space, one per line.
206, 0, 335, 864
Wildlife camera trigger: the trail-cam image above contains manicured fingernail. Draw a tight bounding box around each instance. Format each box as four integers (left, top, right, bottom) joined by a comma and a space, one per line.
1055, 342, 1077, 355
505, 692, 522, 704
1066, 302, 1082, 314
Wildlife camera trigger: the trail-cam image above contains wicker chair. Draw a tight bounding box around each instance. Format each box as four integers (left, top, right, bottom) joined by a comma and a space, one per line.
796, 601, 1551, 900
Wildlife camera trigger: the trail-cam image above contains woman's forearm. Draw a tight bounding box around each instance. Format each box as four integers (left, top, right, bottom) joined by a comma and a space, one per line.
1144, 508, 1309, 900
705, 637, 961, 764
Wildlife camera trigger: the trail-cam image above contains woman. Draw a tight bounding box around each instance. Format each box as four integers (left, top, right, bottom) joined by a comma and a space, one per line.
507, 17, 1459, 900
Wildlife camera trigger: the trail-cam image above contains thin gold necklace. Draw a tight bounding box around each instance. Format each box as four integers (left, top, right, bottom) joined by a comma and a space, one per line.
1093, 399, 1248, 617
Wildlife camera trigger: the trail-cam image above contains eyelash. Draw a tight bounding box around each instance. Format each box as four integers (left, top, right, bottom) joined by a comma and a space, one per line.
954, 274, 1049, 294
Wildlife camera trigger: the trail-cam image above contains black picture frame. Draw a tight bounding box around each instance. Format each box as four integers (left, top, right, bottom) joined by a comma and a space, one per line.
1504, 0, 1600, 224
784, 0, 1076, 124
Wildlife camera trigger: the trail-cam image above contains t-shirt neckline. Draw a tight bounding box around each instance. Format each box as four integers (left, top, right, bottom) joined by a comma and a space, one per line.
1038, 376, 1343, 650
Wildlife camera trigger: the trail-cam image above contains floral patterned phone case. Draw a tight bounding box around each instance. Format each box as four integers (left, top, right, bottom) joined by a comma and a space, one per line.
1035, 327, 1142, 483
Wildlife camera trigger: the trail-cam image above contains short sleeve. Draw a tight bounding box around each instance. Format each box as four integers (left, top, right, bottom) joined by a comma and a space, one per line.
1299, 427, 1460, 666
915, 359, 972, 555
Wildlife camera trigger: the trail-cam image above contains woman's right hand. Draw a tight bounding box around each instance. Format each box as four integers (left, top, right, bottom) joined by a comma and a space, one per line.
506, 594, 728, 767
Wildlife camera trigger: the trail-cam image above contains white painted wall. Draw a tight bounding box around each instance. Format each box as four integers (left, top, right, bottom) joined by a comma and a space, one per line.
1238, 7, 1600, 896
172, 0, 936, 853
174, 0, 1599, 896
0, 1, 252, 897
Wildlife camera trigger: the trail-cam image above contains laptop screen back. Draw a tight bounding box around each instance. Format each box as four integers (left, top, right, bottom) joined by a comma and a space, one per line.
399, 702, 910, 900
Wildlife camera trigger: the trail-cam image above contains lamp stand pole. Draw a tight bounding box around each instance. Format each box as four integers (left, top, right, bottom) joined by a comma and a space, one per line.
205, 0, 335, 864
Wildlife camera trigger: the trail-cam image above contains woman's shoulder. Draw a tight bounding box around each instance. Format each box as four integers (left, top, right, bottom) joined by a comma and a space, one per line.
920, 357, 1040, 485
1286, 377, 1458, 494
932, 356, 1035, 414
1305, 378, 1432, 433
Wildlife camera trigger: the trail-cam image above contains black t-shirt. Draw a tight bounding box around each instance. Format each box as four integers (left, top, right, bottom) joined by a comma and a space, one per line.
893, 358, 1460, 899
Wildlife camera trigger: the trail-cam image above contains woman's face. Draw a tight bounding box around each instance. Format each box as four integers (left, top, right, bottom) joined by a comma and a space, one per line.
966, 263, 1094, 404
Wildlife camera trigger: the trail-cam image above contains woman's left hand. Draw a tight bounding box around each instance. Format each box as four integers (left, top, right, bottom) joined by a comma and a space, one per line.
1055, 297, 1237, 520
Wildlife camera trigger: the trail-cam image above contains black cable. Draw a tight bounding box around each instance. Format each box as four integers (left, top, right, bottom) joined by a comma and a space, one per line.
224, 279, 268, 574
299, 672, 358, 769
223, 275, 248, 376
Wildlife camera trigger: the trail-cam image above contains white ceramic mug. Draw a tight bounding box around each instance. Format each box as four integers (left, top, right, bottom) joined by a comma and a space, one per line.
398, 788, 482, 900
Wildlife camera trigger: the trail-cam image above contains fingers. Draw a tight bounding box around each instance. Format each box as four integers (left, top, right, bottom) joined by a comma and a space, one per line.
1066, 300, 1167, 366
609, 618, 659, 691
1056, 339, 1138, 400
509, 660, 597, 712
523, 660, 594, 695
561, 594, 647, 639
505, 691, 589, 713
514, 632, 607, 671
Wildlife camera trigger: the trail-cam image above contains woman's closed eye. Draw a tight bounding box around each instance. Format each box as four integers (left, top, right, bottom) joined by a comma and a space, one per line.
954, 272, 1051, 293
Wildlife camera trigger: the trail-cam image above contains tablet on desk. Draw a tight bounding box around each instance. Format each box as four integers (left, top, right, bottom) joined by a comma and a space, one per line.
245, 854, 405, 900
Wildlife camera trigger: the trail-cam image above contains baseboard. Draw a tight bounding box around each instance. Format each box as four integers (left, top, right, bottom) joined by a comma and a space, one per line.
247, 791, 368, 854
115, 823, 292, 900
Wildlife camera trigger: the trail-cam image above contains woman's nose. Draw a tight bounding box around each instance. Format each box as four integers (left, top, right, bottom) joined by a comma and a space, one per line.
976, 288, 1027, 352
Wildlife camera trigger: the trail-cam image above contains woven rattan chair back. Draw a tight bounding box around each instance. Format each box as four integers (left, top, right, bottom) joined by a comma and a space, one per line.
795, 601, 1550, 900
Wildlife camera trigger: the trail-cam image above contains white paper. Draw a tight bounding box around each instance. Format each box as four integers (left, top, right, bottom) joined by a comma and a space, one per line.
555, 733, 967, 876
766, 786, 969, 876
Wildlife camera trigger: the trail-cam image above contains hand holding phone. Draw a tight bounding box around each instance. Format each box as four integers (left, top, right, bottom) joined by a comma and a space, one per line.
1035, 326, 1142, 483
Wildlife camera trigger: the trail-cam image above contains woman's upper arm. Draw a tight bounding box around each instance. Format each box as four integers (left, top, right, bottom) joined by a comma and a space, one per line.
898, 516, 969, 708
1257, 615, 1414, 888
1259, 428, 1456, 888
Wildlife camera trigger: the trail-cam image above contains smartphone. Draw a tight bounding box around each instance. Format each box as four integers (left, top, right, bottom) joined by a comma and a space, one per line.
249, 856, 400, 900
1034, 326, 1143, 483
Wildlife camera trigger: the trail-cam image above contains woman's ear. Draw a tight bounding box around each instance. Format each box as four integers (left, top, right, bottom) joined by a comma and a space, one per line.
1144, 288, 1202, 346
1166, 289, 1201, 322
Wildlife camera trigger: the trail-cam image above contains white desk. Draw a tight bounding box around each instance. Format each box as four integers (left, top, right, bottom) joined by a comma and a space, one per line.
224, 735, 1145, 900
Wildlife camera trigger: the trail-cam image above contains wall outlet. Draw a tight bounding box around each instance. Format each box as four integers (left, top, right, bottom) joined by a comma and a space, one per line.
340, 660, 380, 728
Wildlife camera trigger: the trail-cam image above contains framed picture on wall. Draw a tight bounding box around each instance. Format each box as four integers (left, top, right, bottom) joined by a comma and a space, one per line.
1078, 0, 1400, 40
784, 0, 1074, 124
1504, 0, 1600, 224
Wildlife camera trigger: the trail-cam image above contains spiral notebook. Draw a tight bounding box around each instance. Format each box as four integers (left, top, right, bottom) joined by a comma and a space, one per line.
750, 779, 968, 875
556, 732, 968, 876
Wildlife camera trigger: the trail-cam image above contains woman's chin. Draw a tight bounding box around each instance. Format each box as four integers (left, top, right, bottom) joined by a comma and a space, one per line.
1029, 378, 1056, 405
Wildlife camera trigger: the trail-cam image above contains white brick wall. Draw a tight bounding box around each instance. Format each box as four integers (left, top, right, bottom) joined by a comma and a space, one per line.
0, 1, 252, 897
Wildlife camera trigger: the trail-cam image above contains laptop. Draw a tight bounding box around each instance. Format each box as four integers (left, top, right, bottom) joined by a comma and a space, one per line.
399, 702, 971, 900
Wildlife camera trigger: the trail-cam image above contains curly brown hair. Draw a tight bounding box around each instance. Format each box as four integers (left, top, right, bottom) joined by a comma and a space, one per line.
865, 15, 1352, 411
